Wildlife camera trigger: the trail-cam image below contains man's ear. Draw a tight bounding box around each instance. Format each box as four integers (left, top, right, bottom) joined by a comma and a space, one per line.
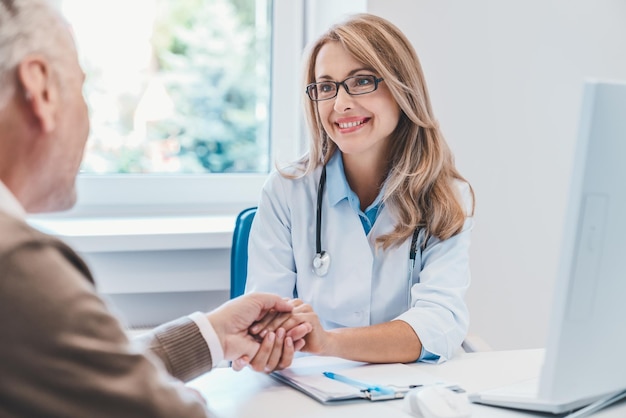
17, 55, 59, 133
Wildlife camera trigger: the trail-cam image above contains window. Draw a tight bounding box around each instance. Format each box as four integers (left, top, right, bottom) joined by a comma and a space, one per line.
63, 0, 271, 175
57, 0, 305, 217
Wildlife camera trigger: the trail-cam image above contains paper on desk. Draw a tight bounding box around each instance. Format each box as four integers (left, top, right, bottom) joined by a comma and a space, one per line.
271, 355, 445, 404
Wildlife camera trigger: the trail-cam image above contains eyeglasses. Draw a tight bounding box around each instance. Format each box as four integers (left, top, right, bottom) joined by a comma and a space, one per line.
306, 75, 384, 102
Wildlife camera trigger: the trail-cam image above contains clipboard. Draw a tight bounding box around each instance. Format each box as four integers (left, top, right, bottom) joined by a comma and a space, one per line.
270, 355, 448, 404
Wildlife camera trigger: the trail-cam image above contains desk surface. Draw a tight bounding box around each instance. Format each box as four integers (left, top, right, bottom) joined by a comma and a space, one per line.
188, 349, 626, 417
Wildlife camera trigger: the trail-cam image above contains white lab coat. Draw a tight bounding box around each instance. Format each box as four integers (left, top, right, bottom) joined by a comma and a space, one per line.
246, 157, 474, 362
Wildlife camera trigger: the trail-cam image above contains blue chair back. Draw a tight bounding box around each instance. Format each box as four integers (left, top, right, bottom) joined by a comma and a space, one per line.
230, 207, 257, 299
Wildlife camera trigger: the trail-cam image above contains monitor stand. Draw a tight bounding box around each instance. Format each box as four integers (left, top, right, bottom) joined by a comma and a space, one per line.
567, 390, 626, 418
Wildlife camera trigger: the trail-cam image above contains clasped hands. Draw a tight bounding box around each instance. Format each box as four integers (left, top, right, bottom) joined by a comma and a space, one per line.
207, 293, 326, 373
237, 298, 324, 373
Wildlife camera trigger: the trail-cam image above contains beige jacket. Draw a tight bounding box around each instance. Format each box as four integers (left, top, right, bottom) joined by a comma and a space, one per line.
0, 212, 213, 417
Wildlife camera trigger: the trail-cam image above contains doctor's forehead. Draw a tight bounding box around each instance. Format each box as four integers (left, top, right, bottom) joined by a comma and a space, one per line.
314, 42, 371, 80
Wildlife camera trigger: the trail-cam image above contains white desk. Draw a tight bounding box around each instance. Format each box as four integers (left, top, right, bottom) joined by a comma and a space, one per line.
187, 349, 626, 417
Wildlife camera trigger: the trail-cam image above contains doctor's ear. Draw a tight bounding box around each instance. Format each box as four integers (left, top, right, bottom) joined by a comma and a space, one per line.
18, 54, 60, 133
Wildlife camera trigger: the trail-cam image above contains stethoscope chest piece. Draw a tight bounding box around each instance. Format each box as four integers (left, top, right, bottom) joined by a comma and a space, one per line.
312, 251, 331, 276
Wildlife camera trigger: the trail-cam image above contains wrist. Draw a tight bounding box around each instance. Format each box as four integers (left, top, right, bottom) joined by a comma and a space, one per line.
321, 329, 341, 357
205, 312, 227, 354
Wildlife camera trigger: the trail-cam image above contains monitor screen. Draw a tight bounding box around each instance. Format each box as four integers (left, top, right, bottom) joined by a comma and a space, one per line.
540, 79, 626, 402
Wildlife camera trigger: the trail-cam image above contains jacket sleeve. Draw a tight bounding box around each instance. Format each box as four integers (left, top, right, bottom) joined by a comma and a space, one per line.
133, 316, 214, 382
0, 241, 212, 418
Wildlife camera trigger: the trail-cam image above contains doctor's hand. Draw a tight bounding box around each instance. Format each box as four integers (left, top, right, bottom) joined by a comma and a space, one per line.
206, 292, 296, 366
280, 302, 330, 356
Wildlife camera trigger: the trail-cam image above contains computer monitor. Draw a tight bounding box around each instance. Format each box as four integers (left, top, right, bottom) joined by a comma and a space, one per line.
541, 79, 626, 404
469, 79, 626, 414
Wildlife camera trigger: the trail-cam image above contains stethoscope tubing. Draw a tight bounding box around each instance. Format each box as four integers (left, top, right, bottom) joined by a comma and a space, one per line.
315, 165, 327, 256
407, 228, 420, 309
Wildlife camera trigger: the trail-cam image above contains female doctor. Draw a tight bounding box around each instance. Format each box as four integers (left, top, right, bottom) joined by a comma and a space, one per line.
244, 13, 475, 371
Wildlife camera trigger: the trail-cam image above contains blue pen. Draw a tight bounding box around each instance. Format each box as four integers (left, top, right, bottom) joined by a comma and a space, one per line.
323, 372, 397, 400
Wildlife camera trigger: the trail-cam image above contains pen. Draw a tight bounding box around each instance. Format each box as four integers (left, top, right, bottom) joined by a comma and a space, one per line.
323, 372, 370, 390
322, 372, 396, 396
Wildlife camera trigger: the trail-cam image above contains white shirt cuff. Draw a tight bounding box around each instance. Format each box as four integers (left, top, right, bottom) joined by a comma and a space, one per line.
188, 311, 224, 367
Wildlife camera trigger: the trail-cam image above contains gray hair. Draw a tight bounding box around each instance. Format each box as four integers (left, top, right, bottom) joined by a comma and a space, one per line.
0, 0, 69, 108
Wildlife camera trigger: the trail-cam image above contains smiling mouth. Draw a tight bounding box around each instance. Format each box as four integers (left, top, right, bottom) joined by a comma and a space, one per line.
337, 119, 369, 129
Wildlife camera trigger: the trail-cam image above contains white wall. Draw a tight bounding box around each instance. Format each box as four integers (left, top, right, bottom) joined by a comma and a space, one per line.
368, 0, 626, 349
304, 0, 367, 41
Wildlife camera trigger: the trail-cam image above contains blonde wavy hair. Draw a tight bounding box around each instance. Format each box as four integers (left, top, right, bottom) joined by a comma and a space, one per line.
286, 13, 474, 249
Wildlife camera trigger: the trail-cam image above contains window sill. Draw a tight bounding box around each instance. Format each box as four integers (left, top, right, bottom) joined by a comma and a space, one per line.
28, 215, 236, 253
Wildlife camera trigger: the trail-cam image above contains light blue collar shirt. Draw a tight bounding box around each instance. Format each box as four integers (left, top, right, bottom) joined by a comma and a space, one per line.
326, 152, 383, 236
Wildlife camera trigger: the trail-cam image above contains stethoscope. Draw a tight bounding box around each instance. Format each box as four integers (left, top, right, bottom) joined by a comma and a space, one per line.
312, 165, 425, 309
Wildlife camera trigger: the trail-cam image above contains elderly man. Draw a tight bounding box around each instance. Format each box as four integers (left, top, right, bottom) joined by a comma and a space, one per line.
0, 1, 308, 416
